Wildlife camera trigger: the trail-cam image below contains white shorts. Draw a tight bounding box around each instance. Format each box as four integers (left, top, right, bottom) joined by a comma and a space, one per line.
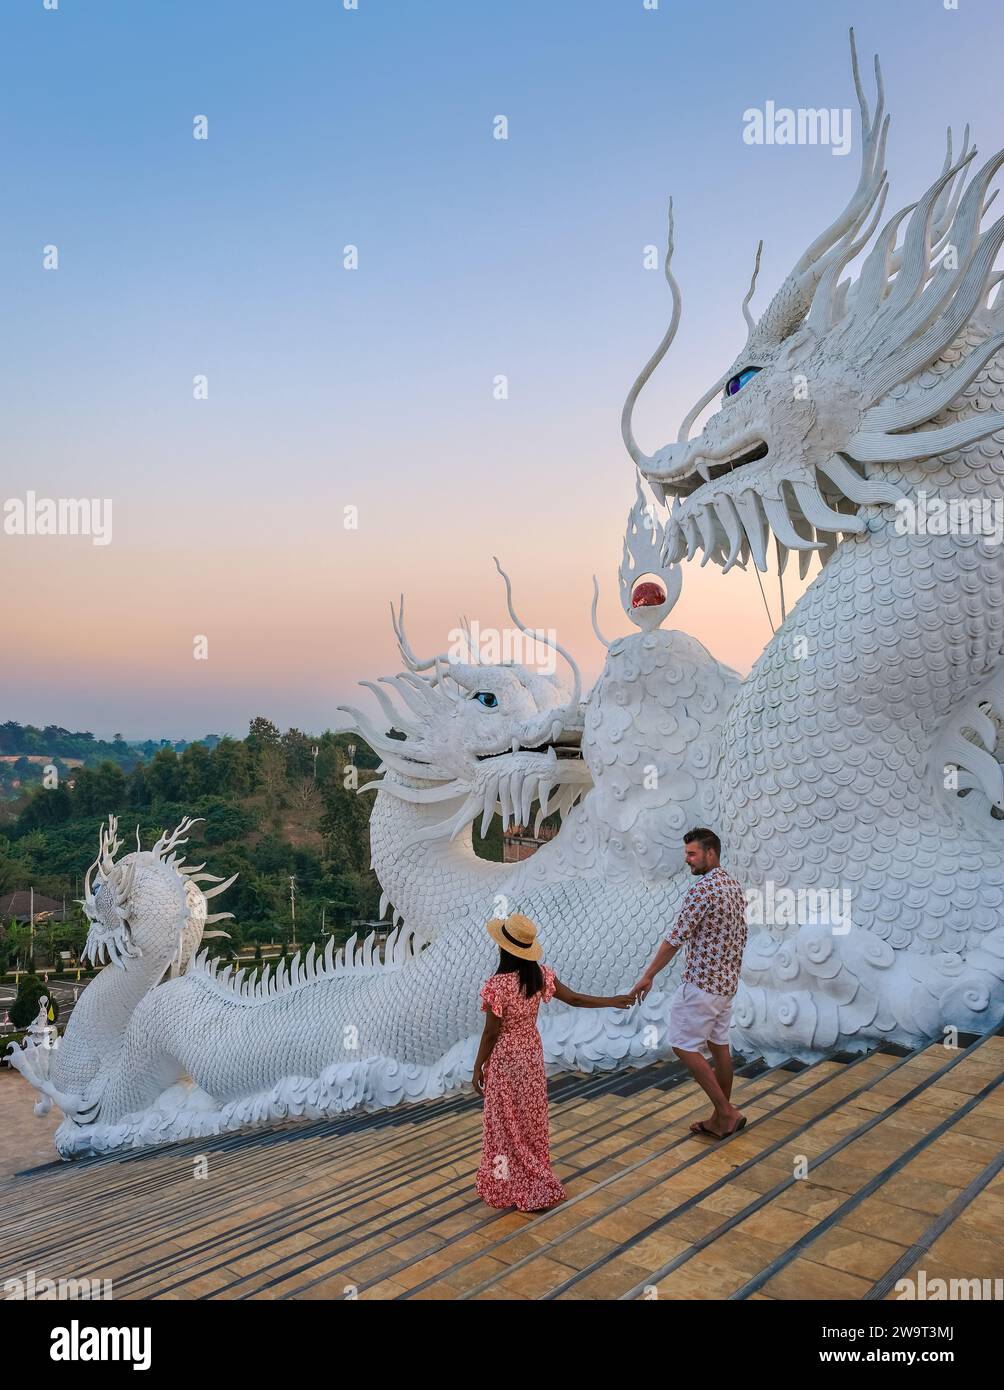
668, 980, 735, 1050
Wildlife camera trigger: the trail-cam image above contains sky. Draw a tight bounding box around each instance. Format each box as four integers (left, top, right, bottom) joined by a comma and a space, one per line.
2, 0, 1003, 739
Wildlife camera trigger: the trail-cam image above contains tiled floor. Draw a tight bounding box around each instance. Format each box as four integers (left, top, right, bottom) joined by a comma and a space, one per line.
1, 1032, 1002, 1301
0, 1072, 61, 1178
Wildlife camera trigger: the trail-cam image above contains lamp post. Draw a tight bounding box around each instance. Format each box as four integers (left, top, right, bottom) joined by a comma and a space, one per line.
289, 875, 297, 947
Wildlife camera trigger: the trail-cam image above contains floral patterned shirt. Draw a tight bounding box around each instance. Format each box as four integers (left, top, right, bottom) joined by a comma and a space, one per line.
664, 866, 747, 996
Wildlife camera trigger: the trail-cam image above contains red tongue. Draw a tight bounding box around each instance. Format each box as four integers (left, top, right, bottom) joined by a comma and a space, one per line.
631, 581, 666, 608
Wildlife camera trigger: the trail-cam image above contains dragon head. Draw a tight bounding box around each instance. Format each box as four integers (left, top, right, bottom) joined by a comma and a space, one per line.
8, 816, 238, 1124
334, 563, 592, 846
80, 815, 236, 976
623, 29, 1004, 579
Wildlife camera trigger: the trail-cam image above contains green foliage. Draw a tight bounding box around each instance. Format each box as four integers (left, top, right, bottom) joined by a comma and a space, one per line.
0, 921, 18, 974
0, 735, 139, 809
201, 800, 256, 845
3, 723, 414, 948
0, 721, 133, 763
247, 716, 281, 757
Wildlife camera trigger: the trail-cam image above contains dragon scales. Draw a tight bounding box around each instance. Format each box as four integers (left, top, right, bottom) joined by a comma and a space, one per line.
10, 31, 1004, 1156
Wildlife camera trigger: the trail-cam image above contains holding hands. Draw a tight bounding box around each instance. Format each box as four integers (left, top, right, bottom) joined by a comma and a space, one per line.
627, 940, 679, 1004
628, 974, 655, 1004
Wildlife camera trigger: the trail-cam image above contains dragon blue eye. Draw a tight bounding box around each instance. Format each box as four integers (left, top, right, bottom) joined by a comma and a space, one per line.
473, 691, 498, 708
725, 366, 761, 397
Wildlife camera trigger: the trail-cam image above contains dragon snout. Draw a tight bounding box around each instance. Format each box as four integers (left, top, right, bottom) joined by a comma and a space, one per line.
638, 441, 708, 501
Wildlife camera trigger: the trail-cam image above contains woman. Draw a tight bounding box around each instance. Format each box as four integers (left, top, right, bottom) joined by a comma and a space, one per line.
473, 912, 633, 1213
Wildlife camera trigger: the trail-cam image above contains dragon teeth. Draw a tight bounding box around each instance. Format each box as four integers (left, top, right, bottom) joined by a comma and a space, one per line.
661, 518, 686, 565
694, 504, 716, 564
761, 496, 822, 552
734, 490, 770, 571
520, 775, 535, 828
480, 776, 499, 837
792, 476, 860, 533
716, 494, 745, 571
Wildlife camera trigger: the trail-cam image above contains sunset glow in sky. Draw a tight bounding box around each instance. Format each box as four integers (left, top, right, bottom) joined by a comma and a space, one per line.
4, 0, 1003, 738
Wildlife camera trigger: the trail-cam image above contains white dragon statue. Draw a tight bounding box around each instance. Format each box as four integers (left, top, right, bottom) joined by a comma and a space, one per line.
623, 30, 1004, 1056
8, 517, 739, 1156
10, 31, 1004, 1156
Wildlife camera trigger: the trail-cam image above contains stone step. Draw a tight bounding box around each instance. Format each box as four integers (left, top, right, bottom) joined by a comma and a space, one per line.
1, 1032, 1000, 1301
0, 1054, 764, 1296
387, 1049, 908, 1300
0, 1056, 707, 1285
558, 1032, 1004, 1301
244, 1058, 800, 1300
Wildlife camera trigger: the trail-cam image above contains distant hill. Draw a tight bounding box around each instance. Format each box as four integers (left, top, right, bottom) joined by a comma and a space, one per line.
0, 724, 227, 801
0, 722, 135, 763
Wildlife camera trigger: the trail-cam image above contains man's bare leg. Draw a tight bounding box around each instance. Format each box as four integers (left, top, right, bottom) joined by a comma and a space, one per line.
708, 1041, 734, 1102
673, 1045, 743, 1137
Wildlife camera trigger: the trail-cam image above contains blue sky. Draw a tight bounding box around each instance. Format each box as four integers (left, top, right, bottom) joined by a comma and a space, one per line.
3, 0, 1003, 737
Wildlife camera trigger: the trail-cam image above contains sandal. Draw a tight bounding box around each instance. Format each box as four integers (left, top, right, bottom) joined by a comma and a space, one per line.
690, 1116, 747, 1140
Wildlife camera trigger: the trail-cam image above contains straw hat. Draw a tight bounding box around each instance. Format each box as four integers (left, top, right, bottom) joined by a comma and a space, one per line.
486, 912, 543, 961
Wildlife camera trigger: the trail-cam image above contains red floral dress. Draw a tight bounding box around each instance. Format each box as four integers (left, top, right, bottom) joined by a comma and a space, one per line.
476, 966, 566, 1212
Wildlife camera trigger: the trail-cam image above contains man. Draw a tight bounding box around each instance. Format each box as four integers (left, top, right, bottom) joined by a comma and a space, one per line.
631, 827, 748, 1139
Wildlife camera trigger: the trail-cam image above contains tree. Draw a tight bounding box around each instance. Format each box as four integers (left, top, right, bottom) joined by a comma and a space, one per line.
259, 748, 286, 808
203, 802, 255, 846
145, 748, 183, 804
253, 836, 291, 875
90, 762, 126, 810
16, 784, 72, 831
281, 728, 314, 782
293, 778, 319, 814
320, 767, 371, 873
211, 738, 251, 796
247, 717, 280, 757
0, 920, 18, 973
180, 742, 213, 799
1, 919, 24, 970
126, 763, 149, 808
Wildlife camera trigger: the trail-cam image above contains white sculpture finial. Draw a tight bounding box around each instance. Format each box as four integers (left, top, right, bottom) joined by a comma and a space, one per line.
617, 478, 683, 631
